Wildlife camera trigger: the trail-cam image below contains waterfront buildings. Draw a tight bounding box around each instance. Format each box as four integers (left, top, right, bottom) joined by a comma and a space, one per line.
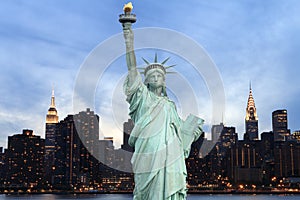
3, 130, 45, 190
0, 86, 300, 192
272, 109, 290, 142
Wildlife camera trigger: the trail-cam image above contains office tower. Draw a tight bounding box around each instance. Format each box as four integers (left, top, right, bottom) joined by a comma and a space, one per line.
185, 133, 205, 190
45, 89, 59, 187
231, 138, 263, 184
274, 140, 300, 178
121, 119, 134, 152
219, 126, 238, 148
293, 130, 300, 141
260, 131, 275, 184
272, 109, 290, 141
4, 129, 45, 189
245, 85, 258, 140
203, 126, 237, 184
99, 137, 115, 168
0, 147, 4, 185
217, 126, 238, 180
53, 108, 100, 190
211, 123, 224, 143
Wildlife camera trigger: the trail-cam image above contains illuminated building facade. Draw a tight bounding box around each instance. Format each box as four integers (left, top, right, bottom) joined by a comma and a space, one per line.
45, 89, 59, 187
245, 85, 258, 141
4, 129, 45, 189
212, 127, 237, 182
53, 108, 100, 190
293, 130, 300, 141
185, 134, 205, 190
272, 109, 290, 141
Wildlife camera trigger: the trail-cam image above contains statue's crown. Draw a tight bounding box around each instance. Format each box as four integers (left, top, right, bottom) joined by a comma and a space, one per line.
144, 63, 166, 75
139, 54, 175, 77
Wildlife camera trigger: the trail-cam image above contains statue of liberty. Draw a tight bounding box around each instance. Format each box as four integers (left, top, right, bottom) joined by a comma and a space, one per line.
120, 3, 204, 200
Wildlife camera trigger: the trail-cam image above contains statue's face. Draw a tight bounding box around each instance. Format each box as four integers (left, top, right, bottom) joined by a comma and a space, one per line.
146, 70, 165, 89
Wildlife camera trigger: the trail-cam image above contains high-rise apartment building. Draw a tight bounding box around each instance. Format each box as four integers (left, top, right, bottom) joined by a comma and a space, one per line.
53, 108, 100, 190
4, 129, 45, 189
272, 109, 290, 141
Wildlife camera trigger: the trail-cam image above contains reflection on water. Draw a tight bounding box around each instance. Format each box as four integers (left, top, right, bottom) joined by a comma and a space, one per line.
1, 194, 300, 200
188, 194, 300, 200
2, 194, 133, 200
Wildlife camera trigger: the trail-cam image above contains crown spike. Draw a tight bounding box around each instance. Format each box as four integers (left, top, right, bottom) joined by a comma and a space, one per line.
141, 54, 176, 77
142, 57, 150, 65
154, 53, 158, 63
161, 57, 170, 65
165, 64, 176, 69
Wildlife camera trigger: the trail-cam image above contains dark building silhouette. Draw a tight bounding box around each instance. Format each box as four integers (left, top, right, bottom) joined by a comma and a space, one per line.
186, 133, 205, 190
99, 137, 115, 169
245, 85, 258, 141
44, 89, 59, 187
0, 147, 5, 186
186, 126, 237, 190
260, 131, 275, 185
121, 119, 134, 152
53, 108, 100, 190
231, 139, 263, 184
4, 129, 45, 190
213, 126, 237, 183
272, 109, 290, 141
274, 140, 300, 178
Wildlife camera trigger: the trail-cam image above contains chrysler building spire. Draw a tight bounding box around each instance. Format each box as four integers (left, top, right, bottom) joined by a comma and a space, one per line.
245, 84, 258, 140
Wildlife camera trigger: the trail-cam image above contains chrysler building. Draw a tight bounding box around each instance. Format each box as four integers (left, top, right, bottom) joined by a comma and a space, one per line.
245, 84, 258, 140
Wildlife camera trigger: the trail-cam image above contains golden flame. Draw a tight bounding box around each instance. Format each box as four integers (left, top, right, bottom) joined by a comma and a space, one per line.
123, 2, 133, 13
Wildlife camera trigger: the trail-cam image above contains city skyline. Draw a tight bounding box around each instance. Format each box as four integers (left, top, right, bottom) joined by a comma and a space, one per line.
1, 104, 299, 192
1, 0, 300, 148
0, 88, 296, 149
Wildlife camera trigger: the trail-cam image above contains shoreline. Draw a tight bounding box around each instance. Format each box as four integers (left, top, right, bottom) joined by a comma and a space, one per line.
1, 190, 300, 195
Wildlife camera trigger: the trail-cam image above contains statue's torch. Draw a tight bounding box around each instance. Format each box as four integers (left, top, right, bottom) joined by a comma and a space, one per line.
119, 2, 137, 26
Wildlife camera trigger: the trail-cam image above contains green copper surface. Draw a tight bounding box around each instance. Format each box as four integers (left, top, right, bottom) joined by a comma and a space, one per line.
120, 5, 204, 199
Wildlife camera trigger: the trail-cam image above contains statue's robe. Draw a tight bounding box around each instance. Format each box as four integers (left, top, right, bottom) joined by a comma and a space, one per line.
124, 74, 203, 200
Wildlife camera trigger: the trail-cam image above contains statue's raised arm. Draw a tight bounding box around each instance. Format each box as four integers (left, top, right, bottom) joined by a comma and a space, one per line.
120, 3, 138, 86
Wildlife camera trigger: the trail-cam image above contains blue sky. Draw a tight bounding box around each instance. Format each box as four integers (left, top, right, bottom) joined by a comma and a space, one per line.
1, 0, 300, 148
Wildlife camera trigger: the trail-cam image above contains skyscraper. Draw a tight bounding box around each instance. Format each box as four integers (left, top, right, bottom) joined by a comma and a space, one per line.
245, 85, 258, 141
4, 129, 45, 189
211, 123, 224, 143
293, 130, 300, 141
53, 108, 100, 190
45, 88, 59, 187
121, 119, 134, 152
272, 109, 290, 141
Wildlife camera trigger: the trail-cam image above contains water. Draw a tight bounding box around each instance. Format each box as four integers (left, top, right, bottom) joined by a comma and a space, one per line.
1, 194, 300, 200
